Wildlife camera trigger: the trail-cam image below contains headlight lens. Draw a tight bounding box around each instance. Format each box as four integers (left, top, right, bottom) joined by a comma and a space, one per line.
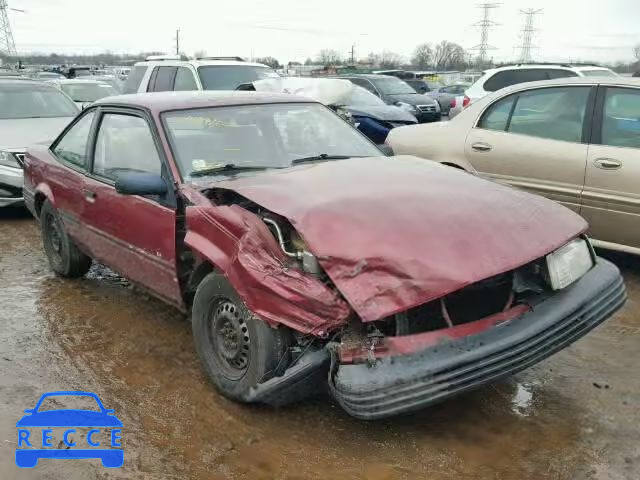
395, 101, 416, 113
0, 150, 20, 168
545, 238, 593, 290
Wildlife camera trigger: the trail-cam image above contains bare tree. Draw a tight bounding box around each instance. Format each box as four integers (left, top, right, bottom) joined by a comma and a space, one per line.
432, 41, 467, 70
316, 49, 343, 66
193, 50, 207, 59
254, 56, 281, 69
366, 52, 381, 66
412, 43, 433, 69
378, 51, 404, 69
634, 44, 640, 62
304, 57, 314, 66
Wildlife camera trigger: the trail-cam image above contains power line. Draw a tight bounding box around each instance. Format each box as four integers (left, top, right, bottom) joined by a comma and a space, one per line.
518, 8, 543, 63
0, 0, 17, 57
469, 2, 501, 65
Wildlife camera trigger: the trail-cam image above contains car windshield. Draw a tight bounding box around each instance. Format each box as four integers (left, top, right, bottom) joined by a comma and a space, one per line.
36, 72, 63, 79
197, 65, 279, 90
580, 69, 618, 77
344, 86, 386, 107
373, 76, 416, 95
162, 102, 381, 179
60, 83, 117, 102
0, 83, 79, 119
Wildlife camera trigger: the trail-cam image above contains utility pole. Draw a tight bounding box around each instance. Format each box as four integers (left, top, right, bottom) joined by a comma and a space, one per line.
518, 8, 543, 63
350, 44, 355, 65
175, 28, 180, 56
470, 3, 501, 67
0, 0, 18, 58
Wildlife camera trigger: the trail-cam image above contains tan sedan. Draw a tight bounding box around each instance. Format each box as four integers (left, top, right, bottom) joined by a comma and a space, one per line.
387, 77, 640, 255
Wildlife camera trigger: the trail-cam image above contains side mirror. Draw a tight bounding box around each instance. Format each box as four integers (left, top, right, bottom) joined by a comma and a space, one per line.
115, 172, 168, 196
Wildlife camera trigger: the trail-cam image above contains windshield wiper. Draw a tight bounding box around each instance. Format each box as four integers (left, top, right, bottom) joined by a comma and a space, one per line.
190, 164, 271, 177
291, 154, 362, 165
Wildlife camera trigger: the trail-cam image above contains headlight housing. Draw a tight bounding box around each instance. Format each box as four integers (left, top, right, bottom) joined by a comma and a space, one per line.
0, 150, 20, 168
545, 238, 594, 290
395, 101, 417, 114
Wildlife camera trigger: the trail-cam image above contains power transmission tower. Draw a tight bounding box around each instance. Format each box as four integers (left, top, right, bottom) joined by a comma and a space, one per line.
0, 0, 17, 58
470, 3, 501, 66
518, 8, 543, 63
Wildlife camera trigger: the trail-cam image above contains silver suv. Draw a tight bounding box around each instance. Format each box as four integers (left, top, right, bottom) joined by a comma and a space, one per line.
123, 56, 279, 94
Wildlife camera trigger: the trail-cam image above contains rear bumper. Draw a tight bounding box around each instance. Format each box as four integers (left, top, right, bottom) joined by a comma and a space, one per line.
330, 258, 626, 420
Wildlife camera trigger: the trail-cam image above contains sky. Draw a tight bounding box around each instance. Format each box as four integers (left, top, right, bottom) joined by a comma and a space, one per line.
6, 0, 640, 64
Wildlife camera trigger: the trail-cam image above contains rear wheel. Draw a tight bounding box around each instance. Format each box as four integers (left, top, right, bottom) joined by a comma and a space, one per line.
40, 200, 91, 277
192, 272, 291, 401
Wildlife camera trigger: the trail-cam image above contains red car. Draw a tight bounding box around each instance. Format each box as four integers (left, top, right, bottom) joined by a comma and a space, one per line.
23, 92, 626, 419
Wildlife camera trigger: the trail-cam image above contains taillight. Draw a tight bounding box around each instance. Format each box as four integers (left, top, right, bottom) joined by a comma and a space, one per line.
450, 98, 456, 108
462, 96, 471, 108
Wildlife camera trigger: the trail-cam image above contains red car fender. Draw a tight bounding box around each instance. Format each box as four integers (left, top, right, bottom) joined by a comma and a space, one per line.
184, 204, 352, 336
33, 182, 56, 213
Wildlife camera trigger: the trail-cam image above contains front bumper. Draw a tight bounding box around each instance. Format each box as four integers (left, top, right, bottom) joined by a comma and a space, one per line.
330, 258, 626, 420
415, 111, 441, 123
0, 164, 24, 208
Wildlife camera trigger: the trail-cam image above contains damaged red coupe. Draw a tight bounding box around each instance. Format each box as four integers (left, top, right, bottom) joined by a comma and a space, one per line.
23, 91, 626, 419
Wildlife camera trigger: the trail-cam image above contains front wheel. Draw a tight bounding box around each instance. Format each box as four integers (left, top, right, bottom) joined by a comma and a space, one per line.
40, 200, 91, 277
191, 272, 291, 401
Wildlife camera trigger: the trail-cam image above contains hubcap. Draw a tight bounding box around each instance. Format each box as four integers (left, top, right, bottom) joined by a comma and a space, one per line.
210, 300, 250, 378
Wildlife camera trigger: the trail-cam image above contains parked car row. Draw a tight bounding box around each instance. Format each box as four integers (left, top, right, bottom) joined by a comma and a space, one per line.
1, 58, 629, 420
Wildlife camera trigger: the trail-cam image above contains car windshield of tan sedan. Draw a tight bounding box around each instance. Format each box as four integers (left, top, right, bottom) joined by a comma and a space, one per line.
162, 103, 381, 178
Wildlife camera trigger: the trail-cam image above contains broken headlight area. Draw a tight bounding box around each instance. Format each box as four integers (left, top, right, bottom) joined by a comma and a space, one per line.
336, 238, 593, 365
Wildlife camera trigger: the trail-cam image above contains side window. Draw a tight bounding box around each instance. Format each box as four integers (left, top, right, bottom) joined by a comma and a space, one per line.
601, 88, 640, 148
148, 67, 177, 92
174, 67, 198, 91
350, 78, 377, 94
508, 87, 590, 142
547, 69, 579, 79
478, 95, 515, 131
484, 69, 550, 92
483, 71, 515, 92
52, 111, 95, 168
122, 66, 147, 94
93, 114, 162, 181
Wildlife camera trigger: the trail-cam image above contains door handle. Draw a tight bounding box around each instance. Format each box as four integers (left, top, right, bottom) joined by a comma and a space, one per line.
83, 189, 97, 203
593, 158, 622, 170
472, 142, 493, 152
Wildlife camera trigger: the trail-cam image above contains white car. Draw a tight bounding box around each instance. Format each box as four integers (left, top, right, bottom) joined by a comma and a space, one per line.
449, 63, 617, 119
123, 55, 279, 94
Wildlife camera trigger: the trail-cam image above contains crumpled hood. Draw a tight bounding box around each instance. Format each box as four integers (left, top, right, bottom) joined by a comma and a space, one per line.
385, 93, 437, 106
346, 104, 417, 123
0, 117, 73, 151
211, 156, 587, 322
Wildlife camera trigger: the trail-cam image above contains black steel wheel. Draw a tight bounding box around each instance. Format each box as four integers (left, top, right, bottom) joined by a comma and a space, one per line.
40, 200, 91, 277
192, 272, 291, 401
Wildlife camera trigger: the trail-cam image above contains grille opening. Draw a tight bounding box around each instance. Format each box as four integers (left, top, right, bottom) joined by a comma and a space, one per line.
373, 262, 548, 337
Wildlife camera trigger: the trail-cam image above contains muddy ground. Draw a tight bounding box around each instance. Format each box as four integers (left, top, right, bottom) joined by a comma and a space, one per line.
1, 207, 638, 480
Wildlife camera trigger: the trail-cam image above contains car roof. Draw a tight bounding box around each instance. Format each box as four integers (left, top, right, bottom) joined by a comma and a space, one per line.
133, 59, 269, 69
335, 74, 397, 80
93, 91, 318, 112
486, 76, 640, 96
0, 78, 58, 88
52, 78, 111, 84
484, 63, 614, 75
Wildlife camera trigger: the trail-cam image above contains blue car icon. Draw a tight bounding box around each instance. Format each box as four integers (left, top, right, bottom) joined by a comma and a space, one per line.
16, 391, 123, 468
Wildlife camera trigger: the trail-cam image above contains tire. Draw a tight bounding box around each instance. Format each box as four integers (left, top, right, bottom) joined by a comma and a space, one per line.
192, 272, 291, 401
40, 200, 91, 277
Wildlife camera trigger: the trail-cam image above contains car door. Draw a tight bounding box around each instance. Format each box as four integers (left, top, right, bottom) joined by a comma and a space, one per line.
465, 85, 594, 213
81, 108, 182, 306
48, 110, 97, 246
582, 86, 640, 251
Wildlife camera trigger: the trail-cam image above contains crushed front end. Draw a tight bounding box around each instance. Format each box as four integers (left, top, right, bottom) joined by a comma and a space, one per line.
328, 248, 625, 420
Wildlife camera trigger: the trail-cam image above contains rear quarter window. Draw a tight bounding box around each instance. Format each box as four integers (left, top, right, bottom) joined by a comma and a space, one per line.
122, 66, 147, 94
483, 69, 576, 92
